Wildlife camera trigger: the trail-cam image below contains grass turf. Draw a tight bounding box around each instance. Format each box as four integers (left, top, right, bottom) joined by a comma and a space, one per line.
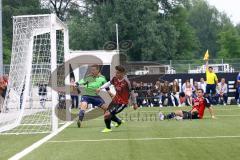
1, 105, 240, 160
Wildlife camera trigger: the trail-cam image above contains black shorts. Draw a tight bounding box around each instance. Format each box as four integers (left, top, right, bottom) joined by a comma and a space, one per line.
206, 84, 216, 94
108, 102, 127, 115
182, 111, 199, 119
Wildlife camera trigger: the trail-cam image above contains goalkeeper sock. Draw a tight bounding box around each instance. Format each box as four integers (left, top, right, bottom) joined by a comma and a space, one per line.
79, 110, 85, 121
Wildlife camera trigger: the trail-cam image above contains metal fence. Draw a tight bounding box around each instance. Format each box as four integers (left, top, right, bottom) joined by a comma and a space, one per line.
3, 58, 240, 75
125, 59, 240, 75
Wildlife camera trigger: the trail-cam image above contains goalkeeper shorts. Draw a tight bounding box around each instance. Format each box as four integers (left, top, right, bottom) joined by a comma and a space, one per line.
81, 95, 104, 107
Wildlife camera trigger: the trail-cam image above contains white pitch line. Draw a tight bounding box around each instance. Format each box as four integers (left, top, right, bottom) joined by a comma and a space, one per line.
90, 114, 240, 121
48, 135, 240, 143
213, 115, 240, 117
126, 108, 240, 113
8, 108, 96, 160
8, 121, 73, 160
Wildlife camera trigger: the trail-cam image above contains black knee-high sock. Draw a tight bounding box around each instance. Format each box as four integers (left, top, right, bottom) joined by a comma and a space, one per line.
79, 110, 85, 121
111, 114, 121, 124
104, 117, 111, 129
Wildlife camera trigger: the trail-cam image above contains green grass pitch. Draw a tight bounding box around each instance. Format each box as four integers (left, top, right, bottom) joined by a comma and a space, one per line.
1, 106, 240, 160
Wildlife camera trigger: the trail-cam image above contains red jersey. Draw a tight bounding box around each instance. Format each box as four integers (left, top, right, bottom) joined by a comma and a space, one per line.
192, 97, 210, 119
111, 76, 131, 104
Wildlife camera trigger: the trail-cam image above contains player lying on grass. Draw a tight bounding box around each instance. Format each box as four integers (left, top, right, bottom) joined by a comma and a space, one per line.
159, 88, 215, 120
75, 64, 110, 128
97, 65, 138, 133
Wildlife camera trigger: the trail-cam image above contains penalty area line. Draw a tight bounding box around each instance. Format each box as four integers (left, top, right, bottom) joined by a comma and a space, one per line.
48, 135, 240, 143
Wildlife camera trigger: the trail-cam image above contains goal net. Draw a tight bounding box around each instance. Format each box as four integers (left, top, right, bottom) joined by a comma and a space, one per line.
0, 14, 68, 134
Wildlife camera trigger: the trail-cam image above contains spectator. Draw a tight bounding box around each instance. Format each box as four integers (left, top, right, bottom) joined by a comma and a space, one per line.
152, 81, 162, 107
0, 75, 8, 98
182, 80, 189, 92
179, 92, 186, 106
236, 72, 240, 106
58, 91, 66, 109
154, 81, 161, 91
70, 78, 79, 109
170, 80, 179, 107
199, 78, 206, 93
161, 81, 170, 106
0, 76, 7, 112
193, 81, 199, 90
0, 94, 3, 112
132, 82, 141, 107
145, 89, 154, 107
140, 82, 148, 90
132, 81, 138, 89
205, 60, 218, 104
216, 78, 228, 105
192, 81, 199, 98
184, 81, 193, 106
179, 80, 190, 106
38, 82, 47, 108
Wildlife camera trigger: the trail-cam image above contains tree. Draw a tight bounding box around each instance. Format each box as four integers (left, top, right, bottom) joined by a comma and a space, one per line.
41, 0, 89, 21
165, 5, 199, 59
187, 0, 224, 58
217, 24, 240, 58
2, 0, 49, 63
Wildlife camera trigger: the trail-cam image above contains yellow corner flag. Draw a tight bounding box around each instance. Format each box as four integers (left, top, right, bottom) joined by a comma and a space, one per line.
203, 50, 209, 60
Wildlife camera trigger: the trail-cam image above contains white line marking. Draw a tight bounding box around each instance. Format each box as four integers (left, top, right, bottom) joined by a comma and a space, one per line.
126, 108, 240, 113
48, 135, 240, 143
8, 107, 96, 159
7, 108, 240, 159
91, 114, 240, 121
8, 121, 73, 160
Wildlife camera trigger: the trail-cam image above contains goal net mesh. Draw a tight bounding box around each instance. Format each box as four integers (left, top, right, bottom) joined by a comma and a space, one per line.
0, 15, 66, 134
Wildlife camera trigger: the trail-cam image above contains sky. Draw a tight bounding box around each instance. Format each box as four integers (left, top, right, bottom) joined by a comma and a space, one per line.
207, 0, 240, 25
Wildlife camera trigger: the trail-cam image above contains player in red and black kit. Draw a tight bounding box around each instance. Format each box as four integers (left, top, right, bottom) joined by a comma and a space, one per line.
160, 88, 215, 120
97, 65, 138, 133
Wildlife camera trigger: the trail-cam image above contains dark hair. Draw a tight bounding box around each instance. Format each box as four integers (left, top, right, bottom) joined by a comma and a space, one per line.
208, 66, 213, 69
91, 64, 100, 71
115, 65, 126, 73
197, 88, 204, 93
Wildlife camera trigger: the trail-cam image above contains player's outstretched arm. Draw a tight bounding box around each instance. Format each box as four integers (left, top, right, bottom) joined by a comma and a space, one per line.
205, 60, 209, 71
97, 81, 115, 98
75, 78, 87, 87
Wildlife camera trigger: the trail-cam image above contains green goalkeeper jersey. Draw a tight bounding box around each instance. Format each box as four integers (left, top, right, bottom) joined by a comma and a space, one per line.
78, 74, 107, 96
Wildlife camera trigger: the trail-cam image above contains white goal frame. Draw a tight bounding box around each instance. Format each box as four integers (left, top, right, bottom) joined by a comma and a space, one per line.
0, 14, 69, 134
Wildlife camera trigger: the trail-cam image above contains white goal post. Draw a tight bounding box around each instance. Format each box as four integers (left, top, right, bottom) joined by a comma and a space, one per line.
0, 14, 69, 134
0, 14, 120, 135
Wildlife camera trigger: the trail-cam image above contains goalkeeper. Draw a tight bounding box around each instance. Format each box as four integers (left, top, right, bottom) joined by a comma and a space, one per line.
75, 64, 109, 128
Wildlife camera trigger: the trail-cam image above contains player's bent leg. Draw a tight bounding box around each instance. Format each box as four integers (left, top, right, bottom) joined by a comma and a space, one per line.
102, 111, 112, 133
112, 115, 125, 127
77, 101, 88, 128
111, 104, 127, 127
163, 110, 183, 120
100, 104, 108, 112
102, 103, 127, 132
175, 110, 184, 117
